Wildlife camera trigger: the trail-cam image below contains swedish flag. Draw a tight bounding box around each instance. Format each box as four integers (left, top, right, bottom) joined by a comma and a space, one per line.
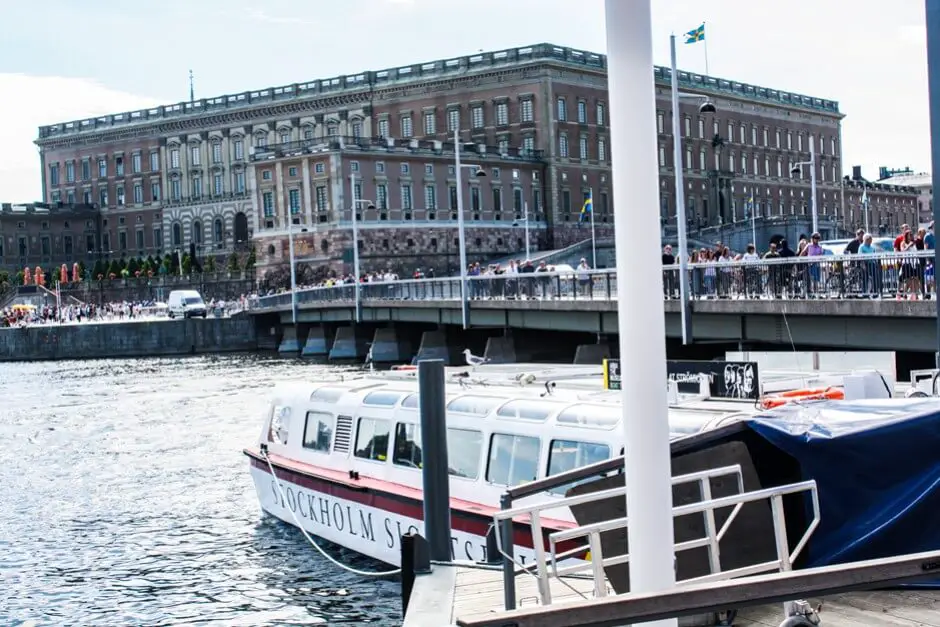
685, 23, 705, 44
580, 192, 593, 223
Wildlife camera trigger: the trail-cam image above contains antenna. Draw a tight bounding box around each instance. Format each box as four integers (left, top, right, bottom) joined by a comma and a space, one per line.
189, 69, 195, 103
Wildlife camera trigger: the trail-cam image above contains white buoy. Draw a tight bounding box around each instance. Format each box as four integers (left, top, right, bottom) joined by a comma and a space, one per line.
605, 1, 678, 625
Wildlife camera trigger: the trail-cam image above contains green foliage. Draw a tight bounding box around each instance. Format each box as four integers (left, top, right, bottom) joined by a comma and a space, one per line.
204, 255, 217, 273
92, 260, 106, 279
14, 270, 24, 285
245, 247, 256, 270
107, 259, 122, 277
181, 254, 192, 275
226, 252, 240, 273
127, 257, 140, 275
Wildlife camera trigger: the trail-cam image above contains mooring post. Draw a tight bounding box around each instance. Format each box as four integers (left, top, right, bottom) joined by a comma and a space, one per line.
400, 531, 430, 619
418, 358, 451, 563
500, 492, 517, 610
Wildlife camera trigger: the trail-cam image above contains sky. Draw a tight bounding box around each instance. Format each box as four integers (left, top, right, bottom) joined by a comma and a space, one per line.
0, 0, 930, 203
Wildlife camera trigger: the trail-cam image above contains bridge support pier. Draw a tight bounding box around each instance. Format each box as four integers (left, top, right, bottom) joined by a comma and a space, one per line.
302, 325, 335, 357
484, 336, 517, 364
329, 326, 370, 360
370, 327, 414, 364
415, 330, 454, 364
277, 325, 305, 354
573, 341, 611, 365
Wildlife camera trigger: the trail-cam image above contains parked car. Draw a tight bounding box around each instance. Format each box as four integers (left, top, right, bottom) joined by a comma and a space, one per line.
167, 290, 208, 319
820, 238, 894, 255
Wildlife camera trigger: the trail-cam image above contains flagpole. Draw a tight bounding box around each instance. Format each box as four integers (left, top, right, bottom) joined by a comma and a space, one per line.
751, 201, 757, 249
590, 189, 597, 268
702, 21, 710, 75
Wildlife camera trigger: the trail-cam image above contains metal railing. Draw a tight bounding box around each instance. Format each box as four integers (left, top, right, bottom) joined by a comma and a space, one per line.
492, 465, 820, 616
251, 249, 939, 311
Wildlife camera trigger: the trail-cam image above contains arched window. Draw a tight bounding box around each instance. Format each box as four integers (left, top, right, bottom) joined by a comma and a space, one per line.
320, 239, 330, 253
214, 218, 223, 246
234, 212, 249, 243
172, 223, 182, 246
192, 220, 202, 244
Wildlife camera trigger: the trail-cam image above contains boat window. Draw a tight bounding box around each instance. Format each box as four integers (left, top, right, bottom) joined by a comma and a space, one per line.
310, 387, 345, 403
401, 394, 419, 409
354, 417, 390, 462
364, 390, 404, 407
448, 396, 503, 416
268, 405, 291, 445
546, 439, 611, 494
486, 433, 541, 487
393, 423, 422, 469
302, 411, 334, 453
496, 399, 557, 421
447, 428, 483, 480
556, 404, 620, 429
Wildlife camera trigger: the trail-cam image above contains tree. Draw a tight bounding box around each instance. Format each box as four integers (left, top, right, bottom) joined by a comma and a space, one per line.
77, 260, 86, 278
245, 247, 256, 270
181, 254, 192, 275
0, 270, 9, 286
127, 257, 140, 275
107, 259, 122, 278
226, 252, 240, 273
204, 255, 217, 273
92, 260, 106, 280
14, 270, 24, 286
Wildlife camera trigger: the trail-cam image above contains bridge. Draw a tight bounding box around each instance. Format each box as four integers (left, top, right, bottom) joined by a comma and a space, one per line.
248, 251, 939, 361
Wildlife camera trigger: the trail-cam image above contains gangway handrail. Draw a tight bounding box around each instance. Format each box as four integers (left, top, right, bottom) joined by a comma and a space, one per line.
493, 465, 747, 606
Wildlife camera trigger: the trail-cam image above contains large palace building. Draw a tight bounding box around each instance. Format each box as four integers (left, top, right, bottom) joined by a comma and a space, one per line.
31, 43, 920, 275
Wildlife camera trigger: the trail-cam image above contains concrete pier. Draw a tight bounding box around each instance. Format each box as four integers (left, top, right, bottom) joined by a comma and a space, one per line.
484, 336, 517, 364
574, 342, 612, 365
277, 326, 303, 354
328, 325, 370, 360
370, 327, 414, 364
415, 330, 453, 364
301, 325, 334, 357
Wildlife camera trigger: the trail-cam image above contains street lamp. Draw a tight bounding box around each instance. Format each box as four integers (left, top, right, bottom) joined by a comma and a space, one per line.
790, 141, 819, 234
287, 213, 298, 326
670, 33, 716, 346
453, 126, 487, 329
511, 201, 531, 260
349, 171, 375, 323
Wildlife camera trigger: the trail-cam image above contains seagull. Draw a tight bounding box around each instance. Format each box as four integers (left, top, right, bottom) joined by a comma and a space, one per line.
514, 372, 537, 386
364, 345, 374, 373
463, 349, 489, 368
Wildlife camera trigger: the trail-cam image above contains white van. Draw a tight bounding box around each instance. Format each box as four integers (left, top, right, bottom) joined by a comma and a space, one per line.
167, 290, 208, 319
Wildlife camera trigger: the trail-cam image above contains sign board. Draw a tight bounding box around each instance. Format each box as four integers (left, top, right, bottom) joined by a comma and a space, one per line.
603, 358, 621, 391
666, 360, 760, 400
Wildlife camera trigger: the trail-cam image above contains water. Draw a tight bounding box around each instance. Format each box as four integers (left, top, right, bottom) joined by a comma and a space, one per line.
0, 354, 400, 626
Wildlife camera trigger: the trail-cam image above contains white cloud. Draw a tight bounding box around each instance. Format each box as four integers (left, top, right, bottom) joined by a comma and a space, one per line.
0, 74, 158, 204
245, 9, 317, 26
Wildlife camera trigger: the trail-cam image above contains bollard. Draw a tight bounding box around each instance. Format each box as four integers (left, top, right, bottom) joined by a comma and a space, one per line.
418, 359, 451, 563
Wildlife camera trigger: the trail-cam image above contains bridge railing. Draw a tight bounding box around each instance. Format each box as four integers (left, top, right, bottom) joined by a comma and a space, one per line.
250, 250, 937, 310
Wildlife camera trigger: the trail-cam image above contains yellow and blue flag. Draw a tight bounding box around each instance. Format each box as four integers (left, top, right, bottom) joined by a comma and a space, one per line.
580, 191, 593, 223
685, 23, 705, 44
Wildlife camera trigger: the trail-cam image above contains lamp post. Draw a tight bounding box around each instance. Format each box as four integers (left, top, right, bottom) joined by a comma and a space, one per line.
349, 171, 375, 323
670, 33, 716, 346
926, 0, 940, 367
513, 202, 531, 260
452, 126, 487, 329
287, 213, 297, 326
791, 141, 819, 234
608, 2, 678, 624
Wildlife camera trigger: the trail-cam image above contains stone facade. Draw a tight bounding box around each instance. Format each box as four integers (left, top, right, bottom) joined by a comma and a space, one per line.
34, 42, 919, 275
0, 202, 99, 272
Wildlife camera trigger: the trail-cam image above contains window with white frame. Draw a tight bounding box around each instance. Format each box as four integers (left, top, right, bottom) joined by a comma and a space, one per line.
699, 149, 706, 170
315, 185, 328, 211
447, 109, 459, 131
657, 112, 664, 134
98, 158, 107, 177
521, 99, 534, 122
212, 143, 222, 163
686, 149, 693, 170
233, 139, 244, 160
577, 100, 587, 123
190, 145, 201, 166
579, 136, 588, 159
556, 97, 567, 122
378, 118, 389, 137
559, 135, 568, 158
351, 120, 362, 138
170, 179, 181, 200
659, 146, 666, 167
191, 177, 202, 198
377, 184, 388, 209
423, 111, 436, 135
763, 128, 769, 146
727, 122, 734, 142
425, 184, 436, 210
522, 136, 535, 154
471, 106, 484, 128
133, 183, 143, 204
739, 125, 745, 144
132, 153, 141, 173
234, 171, 245, 193
596, 102, 605, 126
698, 119, 705, 138
751, 126, 757, 145
401, 115, 413, 138
496, 102, 509, 126
401, 183, 413, 210
684, 117, 691, 137
598, 138, 607, 162
280, 131, 290, 144
170, 148, 180, 169
213, 173, 223, 195
150, 151, 160, 171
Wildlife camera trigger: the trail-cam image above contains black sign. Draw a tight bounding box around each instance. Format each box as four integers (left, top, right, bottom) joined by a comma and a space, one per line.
604, 358, 621, 391
666, 360, 760, 400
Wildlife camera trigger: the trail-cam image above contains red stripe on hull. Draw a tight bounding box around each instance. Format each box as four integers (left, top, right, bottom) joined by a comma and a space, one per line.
245, 449, 572, 551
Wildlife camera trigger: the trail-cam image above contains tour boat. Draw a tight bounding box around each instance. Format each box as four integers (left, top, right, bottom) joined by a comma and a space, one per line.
244, 364, 767, 566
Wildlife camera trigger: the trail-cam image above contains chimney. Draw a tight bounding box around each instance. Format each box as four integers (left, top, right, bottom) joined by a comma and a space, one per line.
852, 165, 863, 181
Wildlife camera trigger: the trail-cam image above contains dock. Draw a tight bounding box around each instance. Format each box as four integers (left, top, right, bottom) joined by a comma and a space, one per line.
404, 563, 940, 626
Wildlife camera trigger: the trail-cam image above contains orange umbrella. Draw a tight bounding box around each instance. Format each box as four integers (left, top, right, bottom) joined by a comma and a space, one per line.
23, 267, 31, 285
60, 264, 68, 284
72, 262, 80, 282
34, 266, 44, 287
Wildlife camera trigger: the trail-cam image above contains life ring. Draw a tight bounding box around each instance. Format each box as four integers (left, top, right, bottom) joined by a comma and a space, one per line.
760, 386, 844, 410
390, 365, 418, 371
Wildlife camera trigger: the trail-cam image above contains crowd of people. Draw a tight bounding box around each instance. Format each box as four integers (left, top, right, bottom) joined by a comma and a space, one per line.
661, 223, 936, 300
0, 296, 251, 328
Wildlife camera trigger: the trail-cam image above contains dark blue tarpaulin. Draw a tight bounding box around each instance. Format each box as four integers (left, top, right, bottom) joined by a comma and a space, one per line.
748, 398, 940, 585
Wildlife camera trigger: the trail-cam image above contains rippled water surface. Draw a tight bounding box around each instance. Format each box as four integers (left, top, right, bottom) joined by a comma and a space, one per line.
0, 354, 399, 626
